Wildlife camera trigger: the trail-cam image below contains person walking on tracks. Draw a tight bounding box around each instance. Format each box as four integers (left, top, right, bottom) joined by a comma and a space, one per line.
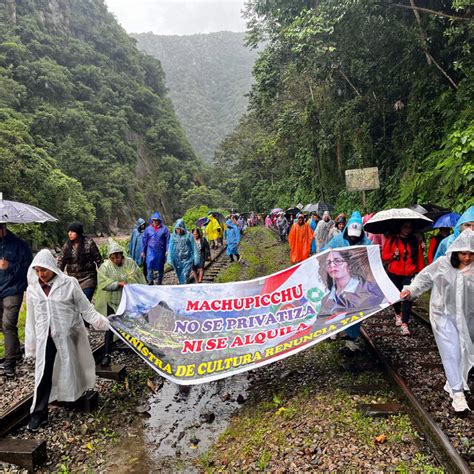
0, 223, 32, 377
167, 219, 200, 284
288, 214, 314, 264
225, 215, 241, 262
276, 212, 289, 242
56, 222, 103, 302
129, 218, 146, 267
95, 239, 145, 366
141, 212, 170, 285
400, 230, 473, 413
25, 249, 110, 431
191, 227, 211, 283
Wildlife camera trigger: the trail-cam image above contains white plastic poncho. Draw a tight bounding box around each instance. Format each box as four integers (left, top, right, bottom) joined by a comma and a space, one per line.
404, 230, 474, 392
25, 249, 110, 410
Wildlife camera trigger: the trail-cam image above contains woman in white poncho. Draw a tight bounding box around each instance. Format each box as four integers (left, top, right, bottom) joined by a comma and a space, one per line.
25, 249, 110, 431
401, 229, 473, 413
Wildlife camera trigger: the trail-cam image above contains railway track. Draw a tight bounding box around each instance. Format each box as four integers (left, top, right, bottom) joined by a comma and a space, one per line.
0, 245, 231, 470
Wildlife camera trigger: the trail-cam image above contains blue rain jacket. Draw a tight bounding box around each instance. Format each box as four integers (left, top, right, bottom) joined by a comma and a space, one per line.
322, 211, 372, 250
0, 230, 32, 298
167, 219, 199, 284
310, 218, 318, 254
141, 212, 170, 272
225, 219, 241, 256
434, 206, 474, 260
129, 218, 146, 265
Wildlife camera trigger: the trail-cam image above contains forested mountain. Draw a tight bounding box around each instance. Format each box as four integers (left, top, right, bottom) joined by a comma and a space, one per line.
212, 0, 473, 213
0, 0, 205, 241
132, 32, 259, 163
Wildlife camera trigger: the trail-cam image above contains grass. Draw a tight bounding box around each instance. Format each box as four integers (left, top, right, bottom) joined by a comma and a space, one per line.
0, 302, 26, 358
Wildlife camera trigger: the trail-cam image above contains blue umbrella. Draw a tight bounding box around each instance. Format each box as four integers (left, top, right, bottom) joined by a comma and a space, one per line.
433, 212, 460, 229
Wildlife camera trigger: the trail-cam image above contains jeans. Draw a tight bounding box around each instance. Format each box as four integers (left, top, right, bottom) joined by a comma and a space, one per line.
147, 267, 164, 285
388, 272, 414, 324
82, 287, 95, 301
0, 294, 23, 363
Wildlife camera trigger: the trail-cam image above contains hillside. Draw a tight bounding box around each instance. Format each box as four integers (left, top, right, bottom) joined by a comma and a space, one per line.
132, 31, 259, 163
0, 0, 204, 240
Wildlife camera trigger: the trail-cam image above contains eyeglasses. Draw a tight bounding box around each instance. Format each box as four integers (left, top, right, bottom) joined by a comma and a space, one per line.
326, 258, 346, 267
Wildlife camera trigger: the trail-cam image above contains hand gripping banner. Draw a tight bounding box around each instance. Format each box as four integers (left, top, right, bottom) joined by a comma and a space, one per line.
110, 245, 399, 385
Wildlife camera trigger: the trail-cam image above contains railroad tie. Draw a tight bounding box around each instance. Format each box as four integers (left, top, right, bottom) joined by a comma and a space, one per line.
0, 438, 47, 472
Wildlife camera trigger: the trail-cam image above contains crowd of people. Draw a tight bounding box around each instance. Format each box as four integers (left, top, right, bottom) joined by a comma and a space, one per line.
0, 204, 472, 433
283, 205, 473, 412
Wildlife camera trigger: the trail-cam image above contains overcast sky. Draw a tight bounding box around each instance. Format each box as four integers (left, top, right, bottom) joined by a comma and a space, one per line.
104, 0, 247, 35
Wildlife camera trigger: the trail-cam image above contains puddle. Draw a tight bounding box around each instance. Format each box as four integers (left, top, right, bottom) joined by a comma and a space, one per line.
105, 374, 249, 472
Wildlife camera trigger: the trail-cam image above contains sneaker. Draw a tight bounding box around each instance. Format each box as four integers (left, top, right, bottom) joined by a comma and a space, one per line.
452, 392, 470, 413
400, 323, 411, 336
100, 354, 111, 367
395, 314, 403, 327
345, 340, 362, 352
27, 412, 48, 432
0, 361, 16, 377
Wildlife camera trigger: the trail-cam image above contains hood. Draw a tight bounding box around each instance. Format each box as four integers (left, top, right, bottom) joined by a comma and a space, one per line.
446, 229, 474, 258
135, 218, 145, 229
107, 238, 125, 256
173, 218, 187, 233
453, 206, 474, 238
27, 249, 63, 286
342, 211, 364, 239
150, 211, 163, 223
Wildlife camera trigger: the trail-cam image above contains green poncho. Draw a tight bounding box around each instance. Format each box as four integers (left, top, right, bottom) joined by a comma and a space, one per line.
95, 238, 146, 315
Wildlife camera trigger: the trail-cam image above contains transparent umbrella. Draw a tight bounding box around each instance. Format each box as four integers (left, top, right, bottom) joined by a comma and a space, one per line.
0, 192, 58, 224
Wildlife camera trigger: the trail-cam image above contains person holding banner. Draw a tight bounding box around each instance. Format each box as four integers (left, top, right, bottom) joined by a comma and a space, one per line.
168, 219, 200, 284
400, 230, 473, 413
288, 214, 314, 264
25, 250, 110, 432
95, 239, 146, 366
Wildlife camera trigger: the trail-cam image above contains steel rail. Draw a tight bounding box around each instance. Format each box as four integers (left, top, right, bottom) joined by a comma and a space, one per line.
361, 327, 471, 474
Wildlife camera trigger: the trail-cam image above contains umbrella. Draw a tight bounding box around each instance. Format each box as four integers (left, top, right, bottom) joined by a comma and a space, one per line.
270, 208, 283, 214
363, 208, 432, 234
410, 203, 450, 222
208, 211, 226, 226
303, 203, 317, 213
0, 193, 58, 224
433, 212, 460, 229
196, 217, 209, 228
285, 207, 300, 216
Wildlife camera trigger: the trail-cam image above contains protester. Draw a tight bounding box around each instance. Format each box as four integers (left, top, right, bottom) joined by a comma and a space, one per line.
141, 212, 170, 285
434, 206, 474, 260
315, 211, 335, 253
57, 222, 102, 301
322, 211, 373, 351
95, 239, 145, 366
309, 213, 319, 254
128, 218, 146, 266
400, 230, 473, 413
167, 219, 199, 284
265, 215, 272, 228
191, 228, 211, 283
206, 213, 222, 249
25, 250, 110, 431
382, 221, 425, 335
363, 213, 384, 246
225, 215, 242, 262
328, 215, 346, 241
276, 212, 289, 242
288, 214, 314, 264
0, 223, 32, 377
428, 227, 451, 264
319, 250, 386, 320
237, 215, 245, 235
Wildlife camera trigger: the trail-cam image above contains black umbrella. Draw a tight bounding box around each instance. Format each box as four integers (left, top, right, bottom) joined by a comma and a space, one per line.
410, 203, 450, 222
285, 207, 300, 216
208, 211, 226, 226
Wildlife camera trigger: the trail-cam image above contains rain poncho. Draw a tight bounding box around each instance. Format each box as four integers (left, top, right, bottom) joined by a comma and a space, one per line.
95, 239, 146, 315
25, 250, 110, 410
309, 217, 318, 254
167, 219, 200, 284
434, 206, 474, 260
206, 216, 222, 242
404, 230, 474, 392
323, 212, 372, 251
288, 219, 314, 264
141, 212, 170, 272
129, 218, 146, 265
314, 214, 334, 253
225, 219, 241, 256
276, 215, 289, 237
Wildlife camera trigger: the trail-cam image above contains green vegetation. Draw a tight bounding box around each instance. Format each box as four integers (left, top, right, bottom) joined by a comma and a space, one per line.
0, 0, 206, 243
133, 32, 259, 163
212, 0, 473, 213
